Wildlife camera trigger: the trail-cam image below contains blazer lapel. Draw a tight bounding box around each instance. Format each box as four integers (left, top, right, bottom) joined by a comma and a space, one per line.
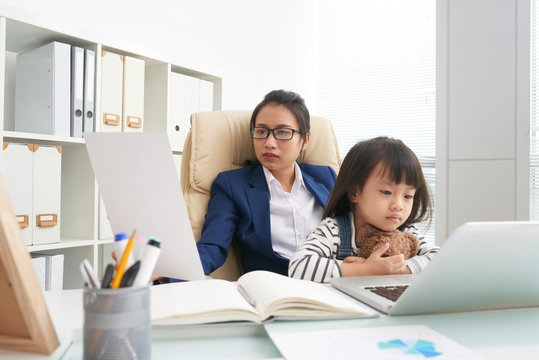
302, 170, 331, 206
245, 166, 273, 252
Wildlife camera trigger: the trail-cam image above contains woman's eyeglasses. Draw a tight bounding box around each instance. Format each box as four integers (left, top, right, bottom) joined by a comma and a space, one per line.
250, 127, 302, 141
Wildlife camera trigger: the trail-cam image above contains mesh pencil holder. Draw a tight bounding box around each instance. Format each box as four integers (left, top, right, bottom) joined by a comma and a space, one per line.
83, 285, 151, 360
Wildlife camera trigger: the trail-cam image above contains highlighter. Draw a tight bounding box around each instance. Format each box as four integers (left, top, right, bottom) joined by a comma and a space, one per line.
132, 237, 162, 287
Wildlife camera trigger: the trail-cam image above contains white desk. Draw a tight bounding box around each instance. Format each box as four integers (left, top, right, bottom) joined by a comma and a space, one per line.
1, 290, 538, 359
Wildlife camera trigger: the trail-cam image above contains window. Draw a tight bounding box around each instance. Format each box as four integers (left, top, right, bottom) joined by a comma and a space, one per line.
318, 0, 436, 241
531, 0, 539, 220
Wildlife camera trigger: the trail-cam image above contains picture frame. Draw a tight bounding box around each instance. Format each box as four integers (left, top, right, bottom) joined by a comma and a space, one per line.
0, 178, 59, 354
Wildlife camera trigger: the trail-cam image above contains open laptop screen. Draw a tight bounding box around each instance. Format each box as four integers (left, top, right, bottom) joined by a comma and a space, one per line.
332, 221, 539, 315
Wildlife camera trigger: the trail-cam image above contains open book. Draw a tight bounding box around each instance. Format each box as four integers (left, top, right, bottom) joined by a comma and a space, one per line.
151, 270, 377, 326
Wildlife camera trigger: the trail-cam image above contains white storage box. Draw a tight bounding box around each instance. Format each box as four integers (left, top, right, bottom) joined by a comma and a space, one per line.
2, 142, 33, 245
33, 145, 62, 245
14, 41, 71, 137
100, 50, 123, 132
1, 142, 62, 245
122, 56, 145, 132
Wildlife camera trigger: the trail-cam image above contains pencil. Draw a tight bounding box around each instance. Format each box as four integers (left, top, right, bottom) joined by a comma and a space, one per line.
110, 230, 136, 289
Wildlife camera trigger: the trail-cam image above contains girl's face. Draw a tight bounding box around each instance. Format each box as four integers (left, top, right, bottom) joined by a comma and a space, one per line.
349, 163, 416, 231
252, 104, 309, 176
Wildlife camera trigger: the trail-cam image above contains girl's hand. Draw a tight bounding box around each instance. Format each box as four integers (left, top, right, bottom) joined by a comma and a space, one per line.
341, 243, 408, 276
363, 243, 407, 274
343, 256, 366, 264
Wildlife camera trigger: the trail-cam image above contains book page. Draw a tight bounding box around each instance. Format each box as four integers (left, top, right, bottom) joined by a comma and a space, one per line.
237, 271, 374, 319
151, 279, 262, 325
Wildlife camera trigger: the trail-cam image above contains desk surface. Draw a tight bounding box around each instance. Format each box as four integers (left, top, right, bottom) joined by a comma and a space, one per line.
1, 290, 538, 359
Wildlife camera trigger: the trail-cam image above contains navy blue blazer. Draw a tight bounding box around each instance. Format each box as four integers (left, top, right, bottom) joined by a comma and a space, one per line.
196, 163, 337, 276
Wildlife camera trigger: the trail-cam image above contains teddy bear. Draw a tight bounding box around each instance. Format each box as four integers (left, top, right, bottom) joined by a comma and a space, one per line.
355, 224, 419, 259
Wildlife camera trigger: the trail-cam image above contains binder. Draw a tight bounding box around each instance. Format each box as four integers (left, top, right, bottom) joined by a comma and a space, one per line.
30, 256, 47, 292
100, 50, 123, 132
15, 41, 71, 137
185, 75, 200, 126
70, 46, 84, 137
32, 253, 64, 291
168, 72, 187, 151
83, 49, 96, 133
199, 79, 214, 112
122, 56, 145, 132
48, 254, 64, 290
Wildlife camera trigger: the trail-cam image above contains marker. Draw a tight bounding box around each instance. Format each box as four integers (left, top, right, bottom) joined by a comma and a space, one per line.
110, 230, 136, 289
101, 264, 115, 288
114, 232, 134, 268
132, 235, 147, 261
132, 237, 162, 287
120, 260, 141, 287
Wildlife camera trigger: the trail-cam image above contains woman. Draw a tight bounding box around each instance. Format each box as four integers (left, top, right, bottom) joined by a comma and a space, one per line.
196, 89, 337, 276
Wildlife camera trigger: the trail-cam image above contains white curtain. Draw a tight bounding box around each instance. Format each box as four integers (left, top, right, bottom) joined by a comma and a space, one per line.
531, 0, 539, 220
318, 0, 436, 241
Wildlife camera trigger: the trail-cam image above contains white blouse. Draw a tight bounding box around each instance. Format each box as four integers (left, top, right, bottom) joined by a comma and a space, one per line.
263, 163, 324, 259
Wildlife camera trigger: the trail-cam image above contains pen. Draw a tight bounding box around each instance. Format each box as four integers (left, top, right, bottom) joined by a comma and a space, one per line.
80, 262, 91, 288
110, 230, 136, 289
82, 259, 101, 289
120, 260, 141, 287
132, 237, 162, 287
101, 263, 115, 288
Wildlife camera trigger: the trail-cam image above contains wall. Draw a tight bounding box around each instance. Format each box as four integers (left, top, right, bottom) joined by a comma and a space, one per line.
3, 0, 532, 244
0, 0, 319, 111
436, 0, 530, 242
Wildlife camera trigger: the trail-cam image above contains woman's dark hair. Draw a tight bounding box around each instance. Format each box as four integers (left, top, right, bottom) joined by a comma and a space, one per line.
324, 136, 432, 229
250, 89, 310, 140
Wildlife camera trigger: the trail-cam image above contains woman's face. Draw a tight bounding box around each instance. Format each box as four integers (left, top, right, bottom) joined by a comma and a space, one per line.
252, 104, 309, 175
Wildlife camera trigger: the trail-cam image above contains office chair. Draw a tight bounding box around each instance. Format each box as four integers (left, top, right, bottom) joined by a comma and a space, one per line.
180, 110, 341, 280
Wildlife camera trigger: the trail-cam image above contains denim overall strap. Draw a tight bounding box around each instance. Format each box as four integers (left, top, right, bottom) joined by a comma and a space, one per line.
336, 214, 354, 259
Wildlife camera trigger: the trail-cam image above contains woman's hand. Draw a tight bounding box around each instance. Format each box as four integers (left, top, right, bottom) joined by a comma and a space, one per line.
340, 243, 409, 276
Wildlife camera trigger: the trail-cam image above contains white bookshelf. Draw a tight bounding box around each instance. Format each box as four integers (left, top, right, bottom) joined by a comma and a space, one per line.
0, 15, 221, 289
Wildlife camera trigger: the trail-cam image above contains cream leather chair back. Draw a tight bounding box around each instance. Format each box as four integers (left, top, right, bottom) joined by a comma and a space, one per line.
181, 110, 341, 280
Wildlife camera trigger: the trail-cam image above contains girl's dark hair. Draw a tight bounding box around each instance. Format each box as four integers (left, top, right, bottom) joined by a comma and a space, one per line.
324, 136, 432, 229
250, 89, 310, 140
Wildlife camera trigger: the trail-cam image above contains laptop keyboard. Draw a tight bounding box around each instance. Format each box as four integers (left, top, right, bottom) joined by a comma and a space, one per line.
365, 285, 409, 302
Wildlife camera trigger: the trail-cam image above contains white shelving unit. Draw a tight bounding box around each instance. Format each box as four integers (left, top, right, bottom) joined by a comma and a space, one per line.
0, 15, 221, 289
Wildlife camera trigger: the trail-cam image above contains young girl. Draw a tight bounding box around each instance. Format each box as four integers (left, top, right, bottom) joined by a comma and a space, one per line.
288, 136, 439, 283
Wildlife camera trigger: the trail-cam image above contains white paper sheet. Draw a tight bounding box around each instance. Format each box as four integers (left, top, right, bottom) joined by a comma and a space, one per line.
267, 324, 484, 360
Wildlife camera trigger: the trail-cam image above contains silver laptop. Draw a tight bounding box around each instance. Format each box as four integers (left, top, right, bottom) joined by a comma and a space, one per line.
84, 132, 205, 281
331, 221, 539, 315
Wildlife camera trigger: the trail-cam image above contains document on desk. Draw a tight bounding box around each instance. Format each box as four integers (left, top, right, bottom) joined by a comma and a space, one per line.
266, 324, 483, 360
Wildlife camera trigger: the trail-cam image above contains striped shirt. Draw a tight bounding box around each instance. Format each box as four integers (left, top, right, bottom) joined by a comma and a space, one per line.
288, 213, 440, 283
